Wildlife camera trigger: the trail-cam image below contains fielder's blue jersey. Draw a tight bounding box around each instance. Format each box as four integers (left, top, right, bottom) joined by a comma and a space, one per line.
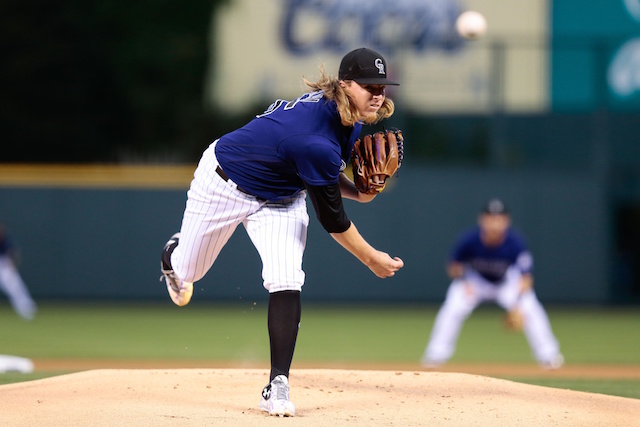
215, 91, 362, 202
450, 227, 533, 284
0, 235, 12, 256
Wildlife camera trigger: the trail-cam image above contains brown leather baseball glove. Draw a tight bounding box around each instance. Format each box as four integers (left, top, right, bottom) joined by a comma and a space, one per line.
503, 308, 524, 332
351, 129, 404, 194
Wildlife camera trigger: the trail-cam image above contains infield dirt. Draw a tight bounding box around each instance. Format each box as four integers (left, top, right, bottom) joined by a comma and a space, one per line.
1, 368, 639, 426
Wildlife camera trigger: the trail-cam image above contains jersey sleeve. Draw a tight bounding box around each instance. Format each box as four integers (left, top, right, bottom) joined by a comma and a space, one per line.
303, 181, 351, 233
516, 251, 533, 274
511, 230, 534, 273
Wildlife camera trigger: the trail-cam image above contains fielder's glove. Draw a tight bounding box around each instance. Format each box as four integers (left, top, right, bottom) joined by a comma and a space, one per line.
503, 308, 524, 332
351, 129, 404, 194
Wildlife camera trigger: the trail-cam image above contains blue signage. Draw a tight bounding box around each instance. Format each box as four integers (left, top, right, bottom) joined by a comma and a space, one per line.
280, 0, 464, 55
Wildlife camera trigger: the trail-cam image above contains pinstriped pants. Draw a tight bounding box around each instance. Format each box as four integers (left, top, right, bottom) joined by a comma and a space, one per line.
171, 142, 309, 293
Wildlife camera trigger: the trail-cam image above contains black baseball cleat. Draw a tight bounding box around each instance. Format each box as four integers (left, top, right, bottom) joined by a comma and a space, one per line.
160, 233, 193, 306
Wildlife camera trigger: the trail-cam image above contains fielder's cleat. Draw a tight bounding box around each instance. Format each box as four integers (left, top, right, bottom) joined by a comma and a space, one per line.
541, 353, 564, 370
421, 360, 443, 370
15, 300, 37, 321
259, 375, 295, 417
160, 233, 193, 307
420, 354, 445, 369
0, 355, 34, 374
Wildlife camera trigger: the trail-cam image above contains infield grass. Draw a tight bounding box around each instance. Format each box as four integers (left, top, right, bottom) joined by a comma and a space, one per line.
1, 302, 639, 399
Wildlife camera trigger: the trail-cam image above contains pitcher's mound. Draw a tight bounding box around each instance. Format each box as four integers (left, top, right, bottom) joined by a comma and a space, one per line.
1, 369, 638, 426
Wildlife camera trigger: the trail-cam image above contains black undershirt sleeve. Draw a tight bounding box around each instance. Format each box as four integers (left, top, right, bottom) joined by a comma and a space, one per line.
303, 181, 351, 234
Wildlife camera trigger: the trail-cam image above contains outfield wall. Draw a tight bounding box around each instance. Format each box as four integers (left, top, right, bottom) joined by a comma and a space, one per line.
0, 164, 608, 305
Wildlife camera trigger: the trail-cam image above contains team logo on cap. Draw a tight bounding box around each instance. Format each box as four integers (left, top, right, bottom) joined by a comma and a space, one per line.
374, 58, 385, 75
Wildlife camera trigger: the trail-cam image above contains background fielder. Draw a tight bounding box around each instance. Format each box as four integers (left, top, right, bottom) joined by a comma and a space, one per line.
422, 199, 563, 369
0, 222, 36, 374
0, 223, 37, 321
160, 47, 404, 417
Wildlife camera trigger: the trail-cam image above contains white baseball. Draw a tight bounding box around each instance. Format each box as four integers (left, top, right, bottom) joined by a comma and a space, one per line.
456, 11, 487, 40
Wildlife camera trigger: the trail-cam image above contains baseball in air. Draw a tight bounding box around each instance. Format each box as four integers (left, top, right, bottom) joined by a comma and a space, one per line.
456, 11, 487, 40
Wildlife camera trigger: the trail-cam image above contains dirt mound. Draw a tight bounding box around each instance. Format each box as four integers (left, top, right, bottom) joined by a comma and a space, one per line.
1, 369, 638, 426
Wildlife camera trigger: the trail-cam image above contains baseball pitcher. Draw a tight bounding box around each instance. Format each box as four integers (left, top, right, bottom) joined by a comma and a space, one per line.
160, 47, 404, 417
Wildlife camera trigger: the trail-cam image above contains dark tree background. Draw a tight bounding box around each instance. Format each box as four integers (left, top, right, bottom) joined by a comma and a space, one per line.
0, 1, 518, 166
0, 0, 253, 163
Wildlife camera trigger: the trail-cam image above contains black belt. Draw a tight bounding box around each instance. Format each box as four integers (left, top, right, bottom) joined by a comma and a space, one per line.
215, 165, 230, 181
215, 165, 263, 200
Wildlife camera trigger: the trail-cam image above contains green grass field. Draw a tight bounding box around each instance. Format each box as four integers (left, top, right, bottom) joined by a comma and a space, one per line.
1, 302, 639, 399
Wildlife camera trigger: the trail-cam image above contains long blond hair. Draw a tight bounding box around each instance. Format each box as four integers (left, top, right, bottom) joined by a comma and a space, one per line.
303, 67, 395, 126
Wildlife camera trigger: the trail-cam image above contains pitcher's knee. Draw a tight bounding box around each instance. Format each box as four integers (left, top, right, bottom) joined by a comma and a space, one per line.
264, 282, 303, 293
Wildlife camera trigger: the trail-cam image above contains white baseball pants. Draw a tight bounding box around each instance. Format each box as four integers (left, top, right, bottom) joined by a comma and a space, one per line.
424, 268, 561, 365
171, 142, 309, 293
0, 256, 37, 320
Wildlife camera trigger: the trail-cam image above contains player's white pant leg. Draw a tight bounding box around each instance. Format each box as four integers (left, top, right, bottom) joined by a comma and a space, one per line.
495, 268, 524, 309
518, 290, 561, 363
424, 279, 481, 364
493, 268, 561, 363
245, 193, 309, 293
0, 256, 37, 320
171, 143, 261, 283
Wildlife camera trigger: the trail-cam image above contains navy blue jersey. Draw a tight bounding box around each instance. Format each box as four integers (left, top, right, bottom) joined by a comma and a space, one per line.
215, 91, 362, 202
0, 234, 12, 256
450, 226, 533, 284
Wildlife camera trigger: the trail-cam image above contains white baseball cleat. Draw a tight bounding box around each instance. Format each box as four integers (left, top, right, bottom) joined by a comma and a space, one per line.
541, 353, 564, 370
259, 375, 295, 417
160, 233, 193, 307
161, 269, 193, 306
0, 355, 34, 374
421, 360, 444, 370
420, 354, 446, 369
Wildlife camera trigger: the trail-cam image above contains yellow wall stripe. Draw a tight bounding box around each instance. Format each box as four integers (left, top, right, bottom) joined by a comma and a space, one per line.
0, 164, 196, 190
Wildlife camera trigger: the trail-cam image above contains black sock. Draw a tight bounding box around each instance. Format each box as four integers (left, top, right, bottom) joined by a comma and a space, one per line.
268, 290, 301, 382
161, 236, 179, 271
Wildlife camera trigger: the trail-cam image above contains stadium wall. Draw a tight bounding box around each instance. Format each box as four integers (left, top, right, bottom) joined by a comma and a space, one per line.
0, 165, 608, 304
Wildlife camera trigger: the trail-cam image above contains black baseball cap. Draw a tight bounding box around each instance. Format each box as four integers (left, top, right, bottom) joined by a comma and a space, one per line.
338, 47, 399, 86
482, 198, 509, 215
